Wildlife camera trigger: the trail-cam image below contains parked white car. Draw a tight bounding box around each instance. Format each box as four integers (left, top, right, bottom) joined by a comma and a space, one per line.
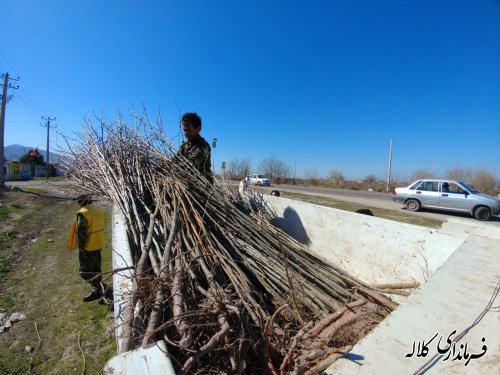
247, 174, 271, 186
392, 179, 500, 221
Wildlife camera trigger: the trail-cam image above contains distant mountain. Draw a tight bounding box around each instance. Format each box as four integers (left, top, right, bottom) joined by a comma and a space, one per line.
4, 144, 61, 162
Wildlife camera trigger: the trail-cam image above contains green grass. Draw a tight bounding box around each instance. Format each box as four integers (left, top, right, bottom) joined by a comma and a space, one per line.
0, 206, 9, 222
0, 205, 23, 223
0, 231, 19, 281
283, 191, 443, 228
0, 190, 115, 375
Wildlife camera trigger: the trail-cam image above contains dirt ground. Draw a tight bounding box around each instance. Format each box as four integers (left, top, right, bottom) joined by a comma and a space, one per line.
0, 184, 115, 374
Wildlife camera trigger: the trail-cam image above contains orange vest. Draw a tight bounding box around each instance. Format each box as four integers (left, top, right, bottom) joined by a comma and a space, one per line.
67, 205, 105, 251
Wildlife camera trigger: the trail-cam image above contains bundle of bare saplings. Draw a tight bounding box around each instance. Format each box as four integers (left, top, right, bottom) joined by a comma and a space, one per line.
65, 115, 396, 374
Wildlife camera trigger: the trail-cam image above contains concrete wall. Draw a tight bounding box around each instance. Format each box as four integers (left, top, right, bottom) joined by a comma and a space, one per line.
264, 195, 500, 373
327, 233, 500, 374
4, 161, 32, 180
106, 196, 497, 373
110, 206, 134, 354
264, 195, 466, 285
105, 207, 176, 374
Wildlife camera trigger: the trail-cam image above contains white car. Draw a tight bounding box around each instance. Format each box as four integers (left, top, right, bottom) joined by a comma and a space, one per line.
247, 174, 271, 186
392, 179, 500, 221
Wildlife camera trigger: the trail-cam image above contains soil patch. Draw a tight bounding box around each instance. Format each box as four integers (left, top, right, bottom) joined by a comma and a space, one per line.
0, 187, 115, 374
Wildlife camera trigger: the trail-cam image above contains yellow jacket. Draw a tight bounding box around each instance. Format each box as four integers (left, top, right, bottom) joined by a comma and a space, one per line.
67, 205, 105, 251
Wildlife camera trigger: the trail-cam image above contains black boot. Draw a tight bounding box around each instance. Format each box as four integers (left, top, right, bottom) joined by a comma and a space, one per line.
97, 288, 114, 305
83, 290, 101, 302
104, 288, 114, 300
98, 296, 114, 311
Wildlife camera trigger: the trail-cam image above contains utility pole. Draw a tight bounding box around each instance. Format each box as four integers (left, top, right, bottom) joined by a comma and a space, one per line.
0, 72, 20, 189
386, 138, 393, 192
41, 116, 56, 178
294, 161, 297, 185
212, 138, 217, 175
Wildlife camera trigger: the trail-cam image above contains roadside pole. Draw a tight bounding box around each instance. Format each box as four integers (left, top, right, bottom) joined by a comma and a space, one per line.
386, 138, 393, 192
0, 73, 20, 189
212, 137, 217, 175
41, 116, 56, 178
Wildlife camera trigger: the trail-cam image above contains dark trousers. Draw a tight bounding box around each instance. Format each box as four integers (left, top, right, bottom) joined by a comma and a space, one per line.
79, 249, 102, 292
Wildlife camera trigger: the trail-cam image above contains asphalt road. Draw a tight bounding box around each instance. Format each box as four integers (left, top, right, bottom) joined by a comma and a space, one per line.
7, 179, 500, 225
230, 181, 500, 225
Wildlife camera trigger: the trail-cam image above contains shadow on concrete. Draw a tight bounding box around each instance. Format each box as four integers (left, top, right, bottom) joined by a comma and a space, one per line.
270, 206, 311, 246
342, 352, 365, 366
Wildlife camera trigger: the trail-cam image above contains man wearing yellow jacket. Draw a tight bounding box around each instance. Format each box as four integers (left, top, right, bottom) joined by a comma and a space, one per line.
68, 194, 110, 303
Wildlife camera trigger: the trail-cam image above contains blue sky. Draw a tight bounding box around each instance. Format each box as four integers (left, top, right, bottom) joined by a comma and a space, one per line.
2, 1, 499, 180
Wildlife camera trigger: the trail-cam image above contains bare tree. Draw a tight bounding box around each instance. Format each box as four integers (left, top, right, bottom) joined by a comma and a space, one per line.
306, 169, 319, 186
328, 169, 345, 188
446, 167, 472, 182
471, 169, 497, 195
410, 169, 436, 181
227, 158, 251, 180
391, 172, 406, 187
365, 174, 377, 186
259, 157, 291, 181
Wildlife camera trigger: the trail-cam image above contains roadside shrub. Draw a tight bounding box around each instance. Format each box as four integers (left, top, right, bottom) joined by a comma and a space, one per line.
471, 170, 497, 195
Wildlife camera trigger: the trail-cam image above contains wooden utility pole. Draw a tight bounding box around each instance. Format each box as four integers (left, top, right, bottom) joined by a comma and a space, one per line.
41, 116, 56, 178
0, 72, 20, 189
386, 138, 393, 192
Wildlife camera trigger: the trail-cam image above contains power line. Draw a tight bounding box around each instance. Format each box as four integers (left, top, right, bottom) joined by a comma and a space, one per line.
0, 50, 51, 115
0, 60, 9, 74
0, 51, 20, 77
18, 87, 49, 115
11, 90, 41, 120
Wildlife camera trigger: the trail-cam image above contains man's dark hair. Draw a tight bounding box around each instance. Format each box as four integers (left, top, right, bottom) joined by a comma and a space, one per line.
77, 194, 92, 206
182, 112, 202, 130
